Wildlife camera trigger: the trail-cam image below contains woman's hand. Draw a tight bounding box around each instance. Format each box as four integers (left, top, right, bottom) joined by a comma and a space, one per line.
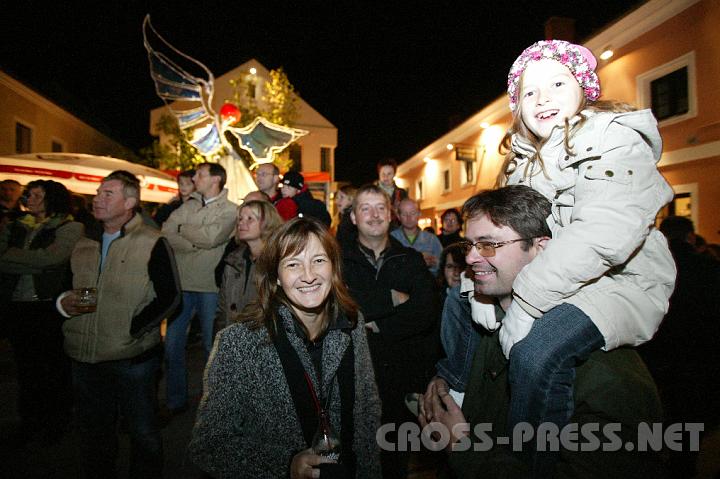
290, 449, 331, 479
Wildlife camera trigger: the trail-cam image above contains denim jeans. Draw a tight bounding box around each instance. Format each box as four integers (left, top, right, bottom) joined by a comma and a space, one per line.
507, 303, 604, 477
164, 291, 218, 409
71, 351, 162, 479
435, 287, 483, 392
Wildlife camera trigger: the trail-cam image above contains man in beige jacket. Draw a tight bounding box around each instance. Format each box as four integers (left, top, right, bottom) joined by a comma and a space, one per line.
59, 170, 181, 477
161, 162, 237, 415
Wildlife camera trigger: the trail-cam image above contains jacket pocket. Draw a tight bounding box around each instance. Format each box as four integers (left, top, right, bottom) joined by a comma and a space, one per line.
582, 163, 632, 185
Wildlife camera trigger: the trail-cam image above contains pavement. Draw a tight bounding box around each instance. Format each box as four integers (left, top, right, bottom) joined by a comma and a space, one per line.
4, 334, 716, 478
0, 335, 207, 479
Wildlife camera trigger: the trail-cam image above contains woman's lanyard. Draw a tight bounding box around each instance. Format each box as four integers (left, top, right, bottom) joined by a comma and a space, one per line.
304, 370, 332, 416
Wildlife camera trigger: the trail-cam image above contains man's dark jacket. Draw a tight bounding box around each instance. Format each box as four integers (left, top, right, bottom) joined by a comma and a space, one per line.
293, 189, 331, 227
342, 237, 440, 386
444, 289, 666, 479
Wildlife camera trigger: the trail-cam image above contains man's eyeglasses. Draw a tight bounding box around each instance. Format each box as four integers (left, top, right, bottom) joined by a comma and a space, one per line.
459, 238, 535, 257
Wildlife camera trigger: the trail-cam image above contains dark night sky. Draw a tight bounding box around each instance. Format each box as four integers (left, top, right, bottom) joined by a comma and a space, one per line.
1, 1, 639, 184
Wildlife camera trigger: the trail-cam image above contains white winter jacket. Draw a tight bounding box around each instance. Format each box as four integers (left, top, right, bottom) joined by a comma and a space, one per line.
507, 109, 676, 350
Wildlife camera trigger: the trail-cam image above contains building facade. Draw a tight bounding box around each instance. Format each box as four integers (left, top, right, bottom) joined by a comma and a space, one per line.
148, 58, 338, 183
0, 70, 131, 158
397, 0, 719, 243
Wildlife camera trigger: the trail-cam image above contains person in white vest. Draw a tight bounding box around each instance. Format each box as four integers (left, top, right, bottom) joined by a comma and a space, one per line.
58, 170, 181, 478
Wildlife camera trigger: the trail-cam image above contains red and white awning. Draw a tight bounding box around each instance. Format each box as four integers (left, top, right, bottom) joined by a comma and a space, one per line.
0, 153, 178, 203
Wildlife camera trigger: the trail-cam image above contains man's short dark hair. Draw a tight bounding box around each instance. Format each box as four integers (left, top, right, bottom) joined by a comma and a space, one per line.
376, 158, 398, 173
659, 215, 694, 242
1, 179, 21, 187
352, 184, 391, 212
178, 169, 195, 181
462, 185, 551, 250
199, 162, 227, 190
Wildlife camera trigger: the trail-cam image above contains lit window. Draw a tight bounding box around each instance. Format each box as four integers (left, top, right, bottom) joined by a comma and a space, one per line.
656, 182, 698, 229
462, 161, 475, 186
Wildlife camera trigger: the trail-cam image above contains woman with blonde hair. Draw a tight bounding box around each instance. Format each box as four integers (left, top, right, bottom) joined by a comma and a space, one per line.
217, 200, 283, 329
190, 217, 381, 478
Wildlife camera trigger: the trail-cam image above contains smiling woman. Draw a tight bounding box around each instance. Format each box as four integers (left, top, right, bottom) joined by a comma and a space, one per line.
190, 217, 382, 478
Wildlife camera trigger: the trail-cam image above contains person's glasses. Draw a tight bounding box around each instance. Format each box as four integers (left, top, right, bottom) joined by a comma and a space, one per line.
459, 238, 535, 257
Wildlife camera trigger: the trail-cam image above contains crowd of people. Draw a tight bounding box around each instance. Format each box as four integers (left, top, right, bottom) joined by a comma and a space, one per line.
1, 39, 719, 479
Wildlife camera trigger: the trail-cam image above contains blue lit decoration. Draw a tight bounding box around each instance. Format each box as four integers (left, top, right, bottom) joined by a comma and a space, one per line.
142, 15, 307, 165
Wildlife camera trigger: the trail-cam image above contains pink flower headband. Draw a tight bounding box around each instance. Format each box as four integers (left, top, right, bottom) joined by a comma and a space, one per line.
507, 40, 600, 112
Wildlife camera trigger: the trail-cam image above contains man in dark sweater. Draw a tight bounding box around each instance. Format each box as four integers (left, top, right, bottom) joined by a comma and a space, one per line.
342, 184, 439, 479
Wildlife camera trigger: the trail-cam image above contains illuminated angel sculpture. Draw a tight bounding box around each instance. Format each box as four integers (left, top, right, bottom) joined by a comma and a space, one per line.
142, 15, 307, 201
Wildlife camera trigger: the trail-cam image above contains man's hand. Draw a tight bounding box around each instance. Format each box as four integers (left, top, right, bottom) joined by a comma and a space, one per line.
422, 252, 438, 268
418, 379, 469, 452
390, 289, 410, 307
364, 321, 380, 333
290, 448, 332, 479
60, 291, 83, 316
419, 376, 449, 423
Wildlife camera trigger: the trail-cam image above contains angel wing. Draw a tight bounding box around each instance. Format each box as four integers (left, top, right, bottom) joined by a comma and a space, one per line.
142, 15, 223, 156
226, 117, 308, 165
142, 15, 308, 167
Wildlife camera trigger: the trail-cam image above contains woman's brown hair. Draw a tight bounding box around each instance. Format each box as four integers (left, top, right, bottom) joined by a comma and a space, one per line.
238, 217, 358, 338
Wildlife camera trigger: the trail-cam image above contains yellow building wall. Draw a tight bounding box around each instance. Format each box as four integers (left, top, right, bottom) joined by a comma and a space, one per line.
660, 157, 720, 243
0, 72, 131, 158
399, 0, 720, 243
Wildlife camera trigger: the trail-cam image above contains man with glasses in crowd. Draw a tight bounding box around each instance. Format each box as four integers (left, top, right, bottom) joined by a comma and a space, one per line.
418, 185, 664, 477
253, 163, 281, 202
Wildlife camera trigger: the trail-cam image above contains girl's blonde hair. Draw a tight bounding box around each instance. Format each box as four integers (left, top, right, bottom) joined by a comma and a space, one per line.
496, 74, 637, 187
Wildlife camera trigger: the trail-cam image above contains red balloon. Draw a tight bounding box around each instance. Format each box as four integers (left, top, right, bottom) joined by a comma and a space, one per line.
220, 103, 241, 123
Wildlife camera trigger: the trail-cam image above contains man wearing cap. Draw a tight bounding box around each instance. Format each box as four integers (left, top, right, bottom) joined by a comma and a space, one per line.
276, 171, 331, 226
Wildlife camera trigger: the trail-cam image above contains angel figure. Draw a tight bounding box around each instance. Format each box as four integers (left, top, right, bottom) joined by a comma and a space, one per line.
142, 15, 307, 202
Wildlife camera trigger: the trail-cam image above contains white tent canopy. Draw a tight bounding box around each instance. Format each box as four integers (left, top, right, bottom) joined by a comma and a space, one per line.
0, 153, 178, 203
